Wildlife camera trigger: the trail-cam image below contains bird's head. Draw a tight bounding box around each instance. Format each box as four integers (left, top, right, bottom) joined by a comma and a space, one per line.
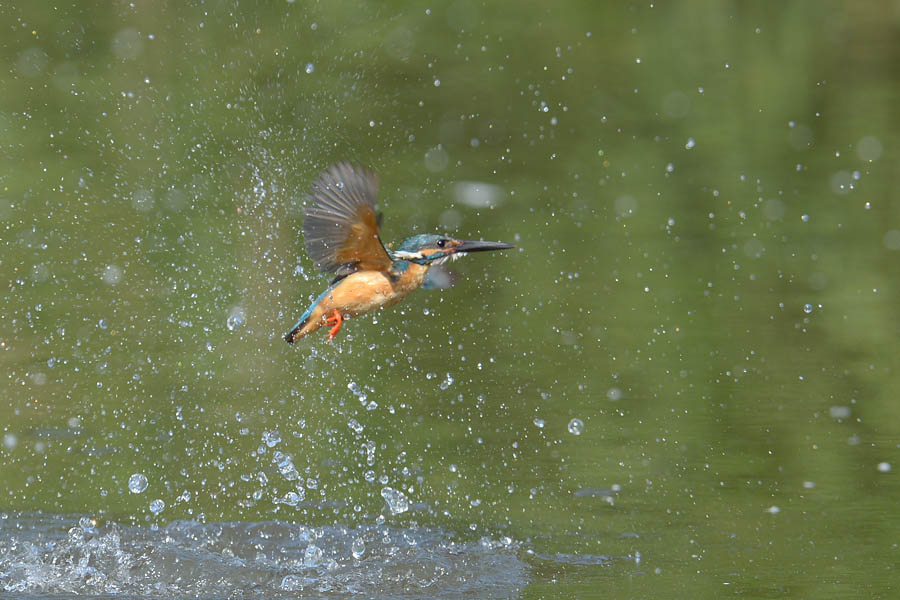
390, 234, 514, 266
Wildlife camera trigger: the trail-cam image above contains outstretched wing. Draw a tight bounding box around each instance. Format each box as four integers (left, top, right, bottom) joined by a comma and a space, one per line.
302, 163, 393, 277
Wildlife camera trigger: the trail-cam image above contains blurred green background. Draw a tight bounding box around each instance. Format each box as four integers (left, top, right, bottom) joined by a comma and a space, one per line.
2, 1, 900, 597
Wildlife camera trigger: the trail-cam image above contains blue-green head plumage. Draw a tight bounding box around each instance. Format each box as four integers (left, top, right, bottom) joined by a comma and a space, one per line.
392, 234, 446, 264
390, 234, 515, 266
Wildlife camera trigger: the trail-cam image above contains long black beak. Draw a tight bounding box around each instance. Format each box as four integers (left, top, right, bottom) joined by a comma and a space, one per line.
454, 239, 516, 253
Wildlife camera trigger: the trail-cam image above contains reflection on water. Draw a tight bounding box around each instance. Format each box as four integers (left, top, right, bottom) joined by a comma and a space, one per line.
0, 514, 527, 598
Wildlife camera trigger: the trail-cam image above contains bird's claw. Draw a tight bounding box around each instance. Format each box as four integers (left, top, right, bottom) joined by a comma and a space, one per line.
325, 311, 344, 342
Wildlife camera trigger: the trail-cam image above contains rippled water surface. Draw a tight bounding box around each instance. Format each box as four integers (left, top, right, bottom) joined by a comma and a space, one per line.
2, 514, 533, 598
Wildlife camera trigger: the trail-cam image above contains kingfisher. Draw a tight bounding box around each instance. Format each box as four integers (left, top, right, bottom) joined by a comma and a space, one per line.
284, 163, 514, 343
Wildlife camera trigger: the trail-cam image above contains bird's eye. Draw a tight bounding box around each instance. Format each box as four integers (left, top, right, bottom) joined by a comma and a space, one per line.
436, 239, 447, 248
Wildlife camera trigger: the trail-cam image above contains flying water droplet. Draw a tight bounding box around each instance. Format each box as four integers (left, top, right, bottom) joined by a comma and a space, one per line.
274, 451, 299, 480
440, 373, 454, 390
276, 491, 302, 506
363, 441, 376, 466
381, 486, 410, 515
128, 473, 148, 494
568, 418, 584, 435
351, 537, 366, 559
262, 430, 282, 447
304, 544, 323, 566
348, 381, 368, 402
102, 264, 123, 285
149, 499, 165, 515
226, 307, 246, 331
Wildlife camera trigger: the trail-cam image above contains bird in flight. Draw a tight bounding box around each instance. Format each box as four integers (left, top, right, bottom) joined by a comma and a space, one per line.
284, 163, 514, 343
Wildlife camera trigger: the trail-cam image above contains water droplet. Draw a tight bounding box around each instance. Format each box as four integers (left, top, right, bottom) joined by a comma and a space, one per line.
348, 381, 368, 402
132, 189, 153, 211
424, 145, 449, 173
149, 499, 165, 515
102, 264, 123, 285
304, 62, 315, 74
440, 373, 454, 390
857, 135, 883, 162
277, 491, 301, 506
568, 418, 584, 435
274, 452, 298, 480
3, 433, 18, 451
363, 440, 376, 466
351, 537, 366, 559
381, 486, 410, 515
877, 462, 892, 473
128, 473, 148, 494
883, 230, 900, 250
226, 307, 246, 331
78, 517, 98, 535
304, 544, 323, 566
802, 303, 814, 314
829, 406, 850, 419
262, 430, 281, 447
533, 418, 545, 429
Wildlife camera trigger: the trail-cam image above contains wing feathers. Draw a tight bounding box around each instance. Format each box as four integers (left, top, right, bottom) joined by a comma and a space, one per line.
302, 163, 393, 275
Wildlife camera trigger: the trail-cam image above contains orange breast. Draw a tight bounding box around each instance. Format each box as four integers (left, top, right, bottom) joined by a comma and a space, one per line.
291, 263, 430, 339
323, 264, 429, 316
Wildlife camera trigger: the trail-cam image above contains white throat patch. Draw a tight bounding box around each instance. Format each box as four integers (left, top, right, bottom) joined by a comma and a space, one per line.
393, 250, 424, 260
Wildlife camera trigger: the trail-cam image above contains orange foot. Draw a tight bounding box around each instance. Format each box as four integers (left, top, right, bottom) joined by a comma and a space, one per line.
325, 310, 344, 342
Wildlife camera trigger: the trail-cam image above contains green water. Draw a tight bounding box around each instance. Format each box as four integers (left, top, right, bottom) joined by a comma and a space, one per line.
2, 1, 899, 597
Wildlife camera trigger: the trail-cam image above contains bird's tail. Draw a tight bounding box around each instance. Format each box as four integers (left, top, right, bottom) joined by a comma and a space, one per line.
284, 317, 310, 344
